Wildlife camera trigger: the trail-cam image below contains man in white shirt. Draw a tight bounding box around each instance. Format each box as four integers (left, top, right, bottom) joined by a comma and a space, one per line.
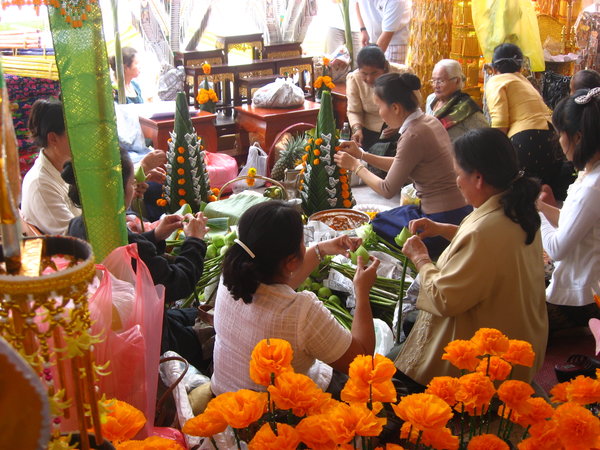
356, 0, 412, 64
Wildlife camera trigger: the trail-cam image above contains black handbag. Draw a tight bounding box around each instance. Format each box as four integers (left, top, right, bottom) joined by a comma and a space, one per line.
542, 71, 571, 109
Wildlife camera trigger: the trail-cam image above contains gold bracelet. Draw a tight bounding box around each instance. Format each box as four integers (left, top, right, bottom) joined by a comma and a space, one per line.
354, 164, 366, 176
314, 243, 323, 262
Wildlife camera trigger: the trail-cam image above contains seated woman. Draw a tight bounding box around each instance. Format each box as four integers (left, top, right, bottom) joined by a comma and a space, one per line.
538, 88, 600, 333
570, 69, 600, 94
396, 128, 548, 389
211, 201, 379, 396
109, 46, 145, 104
63, 149, 209, 368
425, 59, 489, 141
346, 45, 410, 151
335, 72, 471, 259
485, 43, 575, 201
21, 98, 80, 235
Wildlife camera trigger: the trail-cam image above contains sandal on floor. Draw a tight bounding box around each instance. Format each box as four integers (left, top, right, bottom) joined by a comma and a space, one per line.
555, 355, 596, 383
567, 354, 600, 368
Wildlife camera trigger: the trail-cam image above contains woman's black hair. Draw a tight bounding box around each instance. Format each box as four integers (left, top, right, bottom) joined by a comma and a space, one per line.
61, 148, 133, 208
374, 72, 421, 112
552, 89, 600, 171
492, 43, 523, 74
571, 69, 600, 92
28, 98, 65, 147
356, 44, 387, 70
109, 46, 138, 72
222, 201, 304, 303
454, 128, 540, 245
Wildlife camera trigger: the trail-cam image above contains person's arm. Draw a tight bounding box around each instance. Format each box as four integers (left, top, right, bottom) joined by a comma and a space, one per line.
345, 73, 366, 145
338, 140, 394, 171
329, 256, 380, 372
540, 185, 600, 261
485, 78, 510, 133
356, 1, 369, 46
376, 31, 395, 53
537, 184, 560, 227
408, 217, 459, 242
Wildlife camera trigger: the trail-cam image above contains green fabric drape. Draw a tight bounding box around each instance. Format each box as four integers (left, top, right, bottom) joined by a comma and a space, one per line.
48, 4, 127, 260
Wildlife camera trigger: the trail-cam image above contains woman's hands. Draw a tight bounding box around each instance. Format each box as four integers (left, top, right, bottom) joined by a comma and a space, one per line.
338, 140, 363, 159
183, 212, 209, 240
353, 255, 380, 296
154, 214, 184, 241
408, 218, 440, 239
140, 149, 167, 174
145, 167, 167, 184
351, 127, 364, 146
537, 184, 557, 208
402, 235, 432, 270
134, 181, 148, 199
320, 235, 362, 257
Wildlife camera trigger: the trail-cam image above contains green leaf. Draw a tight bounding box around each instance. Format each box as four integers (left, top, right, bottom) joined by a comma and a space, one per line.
134, 165, 146, 183
394, 227, 413, 248
349, 245, 370, 266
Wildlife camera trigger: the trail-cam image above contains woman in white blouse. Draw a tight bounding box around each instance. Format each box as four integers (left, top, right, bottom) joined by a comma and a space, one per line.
537, 87, 600, 332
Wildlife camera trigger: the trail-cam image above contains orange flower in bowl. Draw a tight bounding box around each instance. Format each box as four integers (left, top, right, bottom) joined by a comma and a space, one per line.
455, 372, 496, 416
249, 338, 293, 386
441, 339, 480, 371
467, 434, 508, 450
211, 390, 268, 429
471, 328, 509, 356
502, 339, 535, 367
475, 356, 512, 381
268, 371, 329, 417
248, 422, 300, 450
392, 393, 453, 431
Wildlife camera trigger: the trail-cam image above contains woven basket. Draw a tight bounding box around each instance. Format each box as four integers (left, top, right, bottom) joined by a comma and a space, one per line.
217, 175, 287, 200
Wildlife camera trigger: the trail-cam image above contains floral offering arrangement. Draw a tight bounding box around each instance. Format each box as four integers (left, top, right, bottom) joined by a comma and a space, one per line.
182, 329, 600, 449
300, 89, 355, 216
314, 57, 335, 98
196, 63, 219, 113
158, 91, 213, 212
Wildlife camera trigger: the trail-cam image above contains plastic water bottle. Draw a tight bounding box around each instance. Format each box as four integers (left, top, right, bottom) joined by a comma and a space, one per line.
340, 122, 351, 141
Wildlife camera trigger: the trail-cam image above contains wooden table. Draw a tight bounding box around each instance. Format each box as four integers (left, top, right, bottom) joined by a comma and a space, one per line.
235, 100, 320, 153
139, 110, 218, 153
331, 83, 347, 129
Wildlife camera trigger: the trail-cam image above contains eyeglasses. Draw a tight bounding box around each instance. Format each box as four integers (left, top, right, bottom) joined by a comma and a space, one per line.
429, 77, 458, 87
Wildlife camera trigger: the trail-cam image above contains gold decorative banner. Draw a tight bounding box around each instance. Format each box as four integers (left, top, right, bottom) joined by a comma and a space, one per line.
47, 1, 127, 260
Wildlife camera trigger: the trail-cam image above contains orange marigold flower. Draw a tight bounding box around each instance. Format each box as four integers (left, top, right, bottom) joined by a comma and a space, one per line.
325, 402, 386, 444
341, 183, 349, 191
349, 402, 387, 437
314, 149, 321, 156
248, 422, 300, 450
442, 339, 480, 371
268, 371, 329, 417
101, 399, 146, 443
343, 199, 352, 208
117, 436, 186, 449
315, 138, 323, 146
249, 338, 293, 386
323, 57, 330, 66
455, 372, 496, 416
177, 168, 185, 175
341, 370, 396, 404
178, 178, 185, 185
208, 194, 217, 202
340, 175, 348, 183
156, 198, 167, 207
421, 427, 459, 450
335, 146, 341, 152
200, 145, 205, 150
178, 146, 185, 154
247, 179, 255, 187
347, 354, 396, 387
177, 156, 185, 164
392, 393, 453, 431
211, 187, 220, 195
178, 189, 186, 196
305, 145, 311, 152
502, 339, 535, 367
182, 405, 227, 437
374, 445, 405, 450
497, 380, 534, 411
314, 77, 323, 89
467, 434, 509, 450
553, 401, 600, 449
594, 293, 600, 308
341, 190, 350, 199
513, 397, 554, 427
211, 390, 267, 429
425, 376, 460, 407
296, 415, 336, 449
179, 199, 187, 206
325, 81, 336, 89
566, 374, 600, 405
522, 420, 562, 449
302, 154, 308, 162
202, 62, 211, 75
550, 381, 569, 403
476, 356, 512, 381
340, 168, 347, 174
313, 158, 320, 165
471, 328, 510, 356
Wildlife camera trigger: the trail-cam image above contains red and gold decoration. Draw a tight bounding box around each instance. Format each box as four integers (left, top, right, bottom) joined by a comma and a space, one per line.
0, 0, 97, 28
451, 0, 483, 103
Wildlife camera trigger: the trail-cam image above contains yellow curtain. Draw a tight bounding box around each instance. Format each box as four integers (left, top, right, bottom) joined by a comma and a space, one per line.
472, 0, 545, 71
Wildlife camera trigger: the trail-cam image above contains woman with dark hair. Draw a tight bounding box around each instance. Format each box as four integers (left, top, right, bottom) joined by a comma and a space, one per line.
21, 98, 81, 235
336, 72, 471, 259
346, 44, 411, 150
211, 201, 380, 396
485, 43, 575, 201
394, 127, 548, 389
570, 69, 600, 94
538, 88, 600, 332
63, 149, 209, 368
109, 46, 144, 104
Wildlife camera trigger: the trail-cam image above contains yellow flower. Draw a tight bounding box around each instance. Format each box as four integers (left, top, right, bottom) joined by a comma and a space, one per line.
249, 338, 293, 386
392, 393, 453, 431
248, 422, 300, 450
268, 371, 330, 417
471, 328, 509, 356
441, 339, 480, 371
202, 62, 211, 75
211, 390, 268, 429
247, 167, 257, 177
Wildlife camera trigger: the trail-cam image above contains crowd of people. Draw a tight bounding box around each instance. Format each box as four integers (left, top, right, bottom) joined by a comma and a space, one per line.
15, 32, 600, 426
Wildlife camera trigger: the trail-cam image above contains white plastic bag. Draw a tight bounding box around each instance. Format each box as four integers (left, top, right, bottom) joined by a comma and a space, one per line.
235, 142, 268, 190
252, 78, 305, 108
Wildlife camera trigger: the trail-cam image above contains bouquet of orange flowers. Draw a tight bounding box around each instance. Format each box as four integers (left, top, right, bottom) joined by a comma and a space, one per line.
314, 57, 335, 100
183, 331, 600, 449
196, 62, 219, 113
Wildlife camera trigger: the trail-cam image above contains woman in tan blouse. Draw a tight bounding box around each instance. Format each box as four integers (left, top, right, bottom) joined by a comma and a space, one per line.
335, 72, 471, 259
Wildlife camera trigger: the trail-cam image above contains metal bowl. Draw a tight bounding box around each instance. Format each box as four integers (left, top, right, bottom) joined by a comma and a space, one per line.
308, 208, 370, 231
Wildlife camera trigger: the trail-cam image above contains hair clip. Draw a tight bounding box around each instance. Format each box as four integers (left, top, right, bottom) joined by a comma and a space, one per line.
574, 86, 600, 105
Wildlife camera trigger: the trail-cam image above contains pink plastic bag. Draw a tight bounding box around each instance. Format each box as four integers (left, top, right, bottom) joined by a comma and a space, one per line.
204, 151, 238, 192
89, 244, 165, 438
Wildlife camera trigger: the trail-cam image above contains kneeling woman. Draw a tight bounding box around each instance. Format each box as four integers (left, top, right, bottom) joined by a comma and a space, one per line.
211, 201, 380, 396
397, 128, 548, 388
